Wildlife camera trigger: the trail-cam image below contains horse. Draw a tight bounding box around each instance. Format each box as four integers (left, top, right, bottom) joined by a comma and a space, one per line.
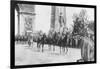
36, 33, 43, 51
27, 35, 33, 48
57, 32, 68, 54
47, 31, 54, 51
36, 31, 47, 52
61, 33, 68, 53
51, 31, 58, 51
39, 33, 47, 52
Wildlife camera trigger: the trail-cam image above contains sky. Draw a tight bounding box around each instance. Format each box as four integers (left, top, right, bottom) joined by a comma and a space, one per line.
34, 5, 94, 34
34, 5, 51, 34
65, 7, 94, 30
15, 5, 94, 35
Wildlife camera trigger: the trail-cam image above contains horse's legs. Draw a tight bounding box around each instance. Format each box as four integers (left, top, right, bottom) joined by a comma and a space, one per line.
62, 43, 65, 53
63, 47, 65, 53
41, 43, 44, 52
48, 43, 52, 51
28, 43, 31, 48
53, 45, 55, 51
65, 47, 68, 54
31, 42, 33, 48
60, 46, 62, 54
49, 44, 51, 50
37, 42, 40, 51
37, 42, 38, 48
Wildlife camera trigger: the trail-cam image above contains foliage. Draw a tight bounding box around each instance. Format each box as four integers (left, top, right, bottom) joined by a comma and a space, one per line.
72, 9, 88, 37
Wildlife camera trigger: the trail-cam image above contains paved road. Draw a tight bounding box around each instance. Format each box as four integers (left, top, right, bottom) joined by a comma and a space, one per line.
15, 43, 81, 65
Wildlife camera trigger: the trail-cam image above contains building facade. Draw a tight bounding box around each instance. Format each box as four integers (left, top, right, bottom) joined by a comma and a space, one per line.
15, 4, 36, 36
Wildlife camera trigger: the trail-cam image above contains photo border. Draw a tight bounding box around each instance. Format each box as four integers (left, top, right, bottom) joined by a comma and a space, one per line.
10, 0, 97, 69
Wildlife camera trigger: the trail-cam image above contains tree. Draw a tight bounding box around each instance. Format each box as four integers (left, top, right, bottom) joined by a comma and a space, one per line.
72, 9, 88, 37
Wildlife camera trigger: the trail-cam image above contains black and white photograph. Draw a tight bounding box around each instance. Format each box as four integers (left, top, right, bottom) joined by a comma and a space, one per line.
11, 0, 96, 68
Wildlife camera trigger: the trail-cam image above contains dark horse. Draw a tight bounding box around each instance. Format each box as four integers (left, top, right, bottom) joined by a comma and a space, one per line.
37, 33, 46, 52
57, 32, 68, 54
36, 30, 69, 54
